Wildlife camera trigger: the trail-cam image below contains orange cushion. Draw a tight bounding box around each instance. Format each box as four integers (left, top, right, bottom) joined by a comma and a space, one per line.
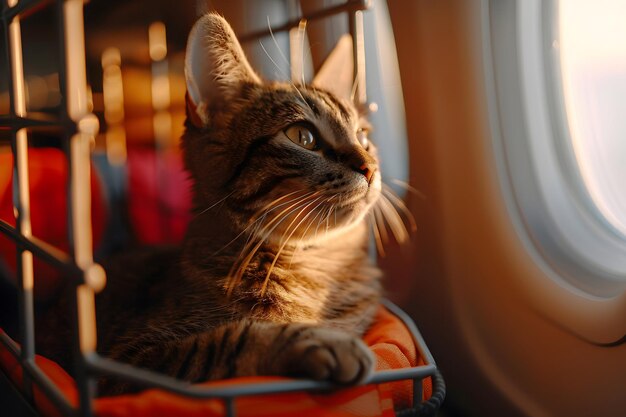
1, 306, 431, 416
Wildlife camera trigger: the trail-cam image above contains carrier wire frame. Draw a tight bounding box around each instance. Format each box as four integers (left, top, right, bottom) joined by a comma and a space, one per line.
0, 0, 445, 416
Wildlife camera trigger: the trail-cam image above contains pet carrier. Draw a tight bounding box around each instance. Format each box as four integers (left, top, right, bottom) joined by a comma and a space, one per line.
0, 1, 445, 416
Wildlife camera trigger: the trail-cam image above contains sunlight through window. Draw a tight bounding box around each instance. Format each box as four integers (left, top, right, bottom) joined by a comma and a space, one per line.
559, 0, 626, 236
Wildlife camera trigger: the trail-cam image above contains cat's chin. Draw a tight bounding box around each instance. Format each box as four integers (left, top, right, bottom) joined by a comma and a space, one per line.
295, 188, 379, 244
301, 212, 370, 246
272, 198, 376, 247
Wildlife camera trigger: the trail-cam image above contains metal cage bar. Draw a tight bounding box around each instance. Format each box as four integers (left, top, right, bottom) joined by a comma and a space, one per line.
0, 220, 86, 281
0, 1, 444, 416
238, 0, 370, 43
2, 299, 440, 417
2, 0, 41, 20
56, 0, 102, 415
0, 0, 102, 416
348, 7, 367, 104
0, 114, 59, 130
82, 301, 439, 400
2, 0, 36, 401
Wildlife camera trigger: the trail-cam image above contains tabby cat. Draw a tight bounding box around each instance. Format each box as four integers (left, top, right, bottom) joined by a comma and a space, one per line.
42, 13, 393, 395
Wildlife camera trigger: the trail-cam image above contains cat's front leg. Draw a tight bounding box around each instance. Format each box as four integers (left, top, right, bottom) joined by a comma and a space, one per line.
103, 320, 374, 394
178, 320, 375, 385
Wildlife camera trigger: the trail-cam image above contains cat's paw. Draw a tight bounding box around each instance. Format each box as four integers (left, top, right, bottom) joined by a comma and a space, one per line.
279, 327, 375, 385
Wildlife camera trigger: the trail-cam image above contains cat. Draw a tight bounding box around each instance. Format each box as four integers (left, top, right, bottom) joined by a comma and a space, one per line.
40, 13, 390, 396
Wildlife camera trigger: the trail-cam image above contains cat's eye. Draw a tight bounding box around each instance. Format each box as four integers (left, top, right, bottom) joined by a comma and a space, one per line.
284, 125, 318, 151
357, 128, 370, 150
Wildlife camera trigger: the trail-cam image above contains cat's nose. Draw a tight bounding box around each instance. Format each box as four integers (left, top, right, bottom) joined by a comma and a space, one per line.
345, 150, 376, 184
357, 163, 374, 184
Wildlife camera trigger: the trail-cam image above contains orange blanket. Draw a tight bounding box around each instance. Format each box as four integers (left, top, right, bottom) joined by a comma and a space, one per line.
0, 307, 431, 417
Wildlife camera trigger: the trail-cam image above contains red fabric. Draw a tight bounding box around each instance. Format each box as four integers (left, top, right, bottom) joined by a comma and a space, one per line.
126, 149, 192, 244
0, 148, 107, 299
0, 307, 430, 417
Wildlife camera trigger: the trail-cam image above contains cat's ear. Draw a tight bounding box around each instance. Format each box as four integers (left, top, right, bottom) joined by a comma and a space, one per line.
312, 34, 354, 101
184, 13, 261, 127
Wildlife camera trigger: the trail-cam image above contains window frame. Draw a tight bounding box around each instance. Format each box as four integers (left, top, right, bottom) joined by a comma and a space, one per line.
482, 0, 626, 343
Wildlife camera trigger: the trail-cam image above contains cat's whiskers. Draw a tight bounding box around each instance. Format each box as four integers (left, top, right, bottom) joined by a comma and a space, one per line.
302, 196, 332, 240
258, 40, 312, 113
266, 15, 314, 114
240, 192, 305, 248
211, 189, 305, 256
324, 201, 336, 238
366, 184, 417, 253
248, 191, 317, 245
389, 178, 426, 200
286, 196, 331, 269
226, 191, 321, 296
369, 211, 386, 257
194, 190, 235, 218
240, 191, 307, 248
293, 84, 313, 112
314, 202, 332, 239
260, 194, 325, 295
317, 196, 336, 239
274, 195, 324, 253
381, 184, 417, 233
373, 204, 389, 245
240, 194, 319, 290
230, 192, 315, 278
368, 207, 383, 253
377, 194, 409, 244
225, 192, 313, 294
259, 41, 288, 80
267, 16, 290, 68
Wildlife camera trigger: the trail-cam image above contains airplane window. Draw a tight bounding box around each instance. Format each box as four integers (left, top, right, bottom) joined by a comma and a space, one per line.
485, 0, 626, 300
558, 0, 626, 237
